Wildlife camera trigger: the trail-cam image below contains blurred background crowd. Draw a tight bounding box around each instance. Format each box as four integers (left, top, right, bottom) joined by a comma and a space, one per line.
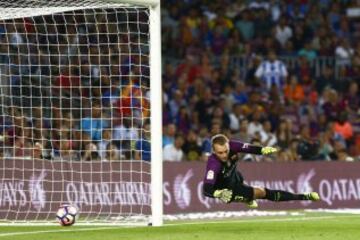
0, 1, 359, 162
161, 0, 360, 162
0, 8, 151, 161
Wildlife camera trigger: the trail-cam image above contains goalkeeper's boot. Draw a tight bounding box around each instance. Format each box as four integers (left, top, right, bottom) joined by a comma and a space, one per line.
246, 200, 258, 209
304, 192, 320, 201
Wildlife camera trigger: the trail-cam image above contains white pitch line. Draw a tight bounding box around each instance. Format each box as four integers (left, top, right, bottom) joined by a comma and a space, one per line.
0, 226, 121, 238
166, 215, 336, 226
0, 215, 356, 238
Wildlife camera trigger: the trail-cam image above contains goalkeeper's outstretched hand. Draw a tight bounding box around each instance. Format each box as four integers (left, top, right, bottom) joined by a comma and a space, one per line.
261, 146, 278, 155
213, 189, 233, 203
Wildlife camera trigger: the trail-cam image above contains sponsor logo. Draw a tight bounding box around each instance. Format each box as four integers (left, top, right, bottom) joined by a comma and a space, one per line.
66, 182, 151, 207
28, 170, 47, 211
173, 170, 193, 209
297, 169, 316, 206
319, 178, 360, 206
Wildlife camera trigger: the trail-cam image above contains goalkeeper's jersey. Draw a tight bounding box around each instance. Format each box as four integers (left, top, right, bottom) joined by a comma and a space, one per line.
203, 140, 262, 197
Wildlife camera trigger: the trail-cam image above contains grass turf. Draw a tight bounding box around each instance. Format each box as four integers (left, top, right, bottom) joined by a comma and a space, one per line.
0, 212, 358, 240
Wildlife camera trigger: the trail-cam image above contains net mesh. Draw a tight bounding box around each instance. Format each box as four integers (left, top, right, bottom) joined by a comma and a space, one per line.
0, 0, 152, 224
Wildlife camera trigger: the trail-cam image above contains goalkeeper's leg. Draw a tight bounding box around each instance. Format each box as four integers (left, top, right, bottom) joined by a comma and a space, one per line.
254, 187, 320, 202
231, 184, 259, 208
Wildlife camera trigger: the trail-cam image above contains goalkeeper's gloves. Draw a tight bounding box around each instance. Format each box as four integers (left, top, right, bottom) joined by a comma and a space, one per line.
213, 189, 233, 203
261, 146, 278, 155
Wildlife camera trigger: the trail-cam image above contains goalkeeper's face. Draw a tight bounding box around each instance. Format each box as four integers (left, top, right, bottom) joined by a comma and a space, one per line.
213, 143, 230, 162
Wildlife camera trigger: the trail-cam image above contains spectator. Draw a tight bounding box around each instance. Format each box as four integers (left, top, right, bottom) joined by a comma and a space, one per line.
235, 10, 254, 41
163, 123, 176, 147
248, 109, 265, 139
135, 123, 151, 161
297, 125, 321, 160
163, 134, 184, 162
54, 66, 81, 96
337, 148, 354, 162
233, 118, 251, 143
199, 127, 212, 157
336, 17, 352, 40
318, 131, 334, 161
276, 119, 293, 149
228, 103, 244, 132
210, 120, 222, 136
315, 65, 336, 93
335, 38, 354, 66
294, 56, 314, 86
97, 128, 112, 161
226, 29, 246, 55
211, 106, 230, 130
255, 50, 288, 91
82, 142, 100, 161
169, 90, 187, 120
242, 90, 265, 118
176, 105, 191, 134
105, 143, 121, 161
260, 120, 277, 147
277, 148, 291, 162
220, 85, 234, 112
52, 126, 78, 161
333, 112, 353, 143
254, 8, 273, 39
175, 54, 198, 84
321, 89, 344, 121
195, 87, 215, 126
182, 130, 202, 161
274, 16, 293, 47
284, 75, 305, 104
197, 53, 214, 81
287, 138, 300, 161
298, 41, 317, 61
80, 102, 109, 141
342, 81, 359, 113
113, 118, 139, 159
232, 81, 248, 105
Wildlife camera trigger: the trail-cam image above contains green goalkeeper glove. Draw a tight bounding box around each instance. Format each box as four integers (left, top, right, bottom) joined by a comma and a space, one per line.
213, 189, 233, 203
261, 146, 278, 155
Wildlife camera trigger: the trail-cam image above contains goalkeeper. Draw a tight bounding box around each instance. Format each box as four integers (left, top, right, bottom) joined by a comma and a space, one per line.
203, 134, 320, 208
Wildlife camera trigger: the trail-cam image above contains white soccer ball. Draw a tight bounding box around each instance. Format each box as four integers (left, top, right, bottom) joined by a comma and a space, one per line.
56, 205, 78, 226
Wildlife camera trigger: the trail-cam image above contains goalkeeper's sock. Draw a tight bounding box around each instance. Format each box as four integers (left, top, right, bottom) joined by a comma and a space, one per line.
264, 188, 306, 201
246, 200, 258, 209
303, 192, 320, 201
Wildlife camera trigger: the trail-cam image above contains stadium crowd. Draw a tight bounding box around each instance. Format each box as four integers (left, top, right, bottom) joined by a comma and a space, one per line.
0, 8, 151, 161
161, 0, 360, 162
0, 1, 358, 162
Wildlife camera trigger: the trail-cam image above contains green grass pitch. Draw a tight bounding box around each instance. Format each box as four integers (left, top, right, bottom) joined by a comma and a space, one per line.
0, 212, 358, 240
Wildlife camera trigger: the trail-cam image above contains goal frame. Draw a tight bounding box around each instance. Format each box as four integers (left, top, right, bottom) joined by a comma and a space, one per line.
111, 0, 163, 227
0, 0, 163, 226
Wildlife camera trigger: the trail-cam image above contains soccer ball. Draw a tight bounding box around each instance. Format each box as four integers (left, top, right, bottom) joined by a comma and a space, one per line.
56, 205, 78, 226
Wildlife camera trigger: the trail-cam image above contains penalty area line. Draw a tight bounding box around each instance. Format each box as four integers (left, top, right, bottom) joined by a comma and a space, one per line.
0, 226, 121, 238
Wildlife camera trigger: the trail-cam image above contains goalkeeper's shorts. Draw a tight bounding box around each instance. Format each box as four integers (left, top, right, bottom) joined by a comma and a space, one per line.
222, 170, 254, 202
231, 183, 254, 203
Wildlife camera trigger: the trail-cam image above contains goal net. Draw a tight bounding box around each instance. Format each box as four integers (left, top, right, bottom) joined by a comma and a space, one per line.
0, 0, 162, 225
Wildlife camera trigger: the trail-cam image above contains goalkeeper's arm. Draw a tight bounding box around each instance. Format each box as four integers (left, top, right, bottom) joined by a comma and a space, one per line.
229, 140, 277, 155
203, 182, 216, 198
203, 183, 233, 203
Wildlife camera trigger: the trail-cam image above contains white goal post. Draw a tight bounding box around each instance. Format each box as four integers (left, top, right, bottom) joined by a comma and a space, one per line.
0, 0, 163, 226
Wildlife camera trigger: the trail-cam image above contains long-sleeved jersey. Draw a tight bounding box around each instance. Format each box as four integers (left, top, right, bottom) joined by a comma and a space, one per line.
203, 140, 262, 197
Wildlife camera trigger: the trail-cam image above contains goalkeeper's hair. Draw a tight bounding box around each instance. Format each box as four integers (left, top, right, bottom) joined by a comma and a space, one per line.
211, 134, 229, 147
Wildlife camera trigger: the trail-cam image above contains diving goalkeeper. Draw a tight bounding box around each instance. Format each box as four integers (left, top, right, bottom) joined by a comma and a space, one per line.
203, 134, 320, 208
